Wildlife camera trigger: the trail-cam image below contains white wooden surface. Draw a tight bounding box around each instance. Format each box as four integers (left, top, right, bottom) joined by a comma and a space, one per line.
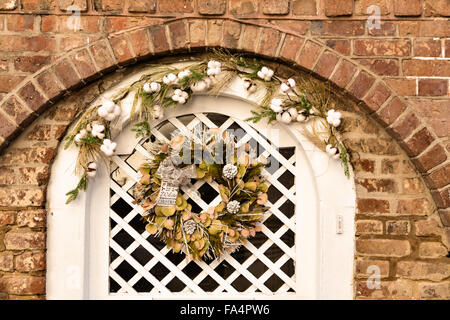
46, 66, 356, 300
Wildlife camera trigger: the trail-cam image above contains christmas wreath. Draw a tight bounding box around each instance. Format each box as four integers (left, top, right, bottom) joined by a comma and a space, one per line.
132, 129, 269, 260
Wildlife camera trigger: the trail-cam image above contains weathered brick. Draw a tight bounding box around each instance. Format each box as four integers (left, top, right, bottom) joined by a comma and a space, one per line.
434, 191, 450, 210
402, 178, 425, 194
262, 0, 289, 15
313, 51, 339, 79
355, 0, 390, 15
404, 127, 434, 157
418, 79, 448, 96
0, 211, 15, 225
239, 25, 259, 53
368, 21, 396, 36
128, 29, 152, 58
354, 39, 411, 57
0, 35, 56, 52
424, 0, 450, 17
222, 20, 241, 49
97, 0, 123, 11
292, 0, 316, 15
385, 79, 416, 96
0, 75, 26, 93
16, 209, 46, 228
279, 35, 302, 61
159, 0, 193, 13
364, 82, 391, 112
0, 0, 17, 10
59, 0, 87, 11
0, 188, 46, 207
0, 276, 45, 295
312, 21, 365, 36
4, 231, 45, 250
36, 70, 64, 102
109, 35, 134, 64
18, 82, 46, 113
148, 25, 170, 53
386, 220, 410, 235
6, 15, 34, 31
17, 167, 49, 186
188, 20, 206, 49
89, 40, 117, 72
347, 137, 399, 156
356, 220, 383, 235
356, 280, 414, 299
397, 198, 432, 216
297, 41, 321, 70
357, 199, 390, 214
348, 71, 375, 99
206, 20, 223, 47
1, 96, 34, 128
357, 178, 396, 193
425, 163, 450, 189
14, 56, 51, 73
377, 97, 407, 126
419, 242, 448, 259
15, 251, 46, 272
419, 282, 450, 300
414, 144, 447, 172
399, 21, 450, 37
415, 219, 443, 236
356, 239, 411, 257
0, 253, 13, 271
324, 0, 353, 16
168, 20, 188, 51
404, 60, 450, 77
394, 0, 422, 16
229, 0, 258, 16
0, 167, 15, 185
410, 99, 449, 138
258, 28, 281, 57
325, 39, 350, 55
198, 0, 226, 15
330, 59, 357, 88
22, 0, 56, 11
359, 59, 399, 76
397, 261, 450, 281
127, 0, 156, 13
53, 59, 81, 90
355, 259, 389, 277
414, 39, 442, 57
391, 112, 420, 140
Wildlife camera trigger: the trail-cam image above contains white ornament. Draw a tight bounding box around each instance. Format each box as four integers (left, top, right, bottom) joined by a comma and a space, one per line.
74, 129, 87, 144
227, 200, 241, 214
243, 79, 257, 93
270, 98, 284, 113
280, 112, 292, 124
257, 66, 274, 81
287, 107, 298, 119
172, 89, 189, 104
178, 69, 192, 79
143, 82, 161, 93
207, 60, 221, 76
163, 73, 178, 85
100, 139, 117, 157
91, 123, 105, 139
326, 144, 340, 160
280, 78, 296, 94
190, 78, 211, 92
223, 164, 238, 179
86, 162, 97, 178
327, 109, 342, 127
98, 100, 121, 121
183, 219, 197, 235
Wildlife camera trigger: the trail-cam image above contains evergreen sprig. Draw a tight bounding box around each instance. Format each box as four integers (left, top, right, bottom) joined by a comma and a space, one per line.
65, 174, 88, 204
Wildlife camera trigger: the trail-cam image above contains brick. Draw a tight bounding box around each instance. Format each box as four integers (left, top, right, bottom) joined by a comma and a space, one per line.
70, 49, 98, 80
0, 167, 15, 184
0, 35, 56, 52
354, 159, 375, 173
22, 0, 56, 11
385, 79, 416, 96
36, 70, 64, 101
394, 0, 422, 16
27, 125, 51, 141
4, 231, 45, 250
414, 39, 442, 57
15, 251, 46, 272
313, 51, 339, 79
292, 0, 316, 15
419, 282, 450, 300
434, 191, 450, 210
347, 137, 399, 156
402, 177, 425, 194
97, 0, 123, 11
312, 21, 365, 36
109, 35, 134, 64
229, 0, 258, 16
297, 41, 321, 70
354, 39, 411, 57
262, 0, 289, 15
355, 0, 390, 15
6, 15, 34, 31
16, 209, 46, 228
222, 21, 241, 49
356, 178, 396, 193
397, 261, 450, 281
0, 211, 15, 225
405, 127, 434, 157
355, 259, 389, 277
0, 188, 45, 207
89, 40, 117, 71
128, 29, 152, 58
364, 83, 391, 112
53, 59, 81, 89
419, 242, 448, 259
424, 0, 450, 17
0, 276, 45, 295
377, 97, 407, 126
148, 25, 170, 53
324, 0, 352, 16
0, 253, 13, 271
425, 164, 450, 189
348, 71, 375, 99
415, 219, 443, 236
59, 0, 87, 11
356, 239, 410, 257
1, 96, 34, 128
14, 56, 51, 73
206, 20, 223, 47
399, 21, 450, 37
356, 280, 414, 299
414, 144, 447, 172
330, 60, 357, 88
386, 220, 410, 235
198, 0, 226, 15
239, 25, 260, 53
357, 199, 390, 214
356, 220, 383, 235
391, 112, 420, 140
325, 39, 350, 55
404, 60, 450, 77
279, 35, 302, 61
418, 79, 448, 96
18, 167, 49, 186
127, 0, 156, 13
258, 28, 281, 57
410, 99, 449, 138
168, 20, 188, 51
18, 82, 46, 113
398, 198, 432, 216
359, 59, 399, 76
0, 0, 17, 10
0, 75, 26, 93
159, 0, 193, 13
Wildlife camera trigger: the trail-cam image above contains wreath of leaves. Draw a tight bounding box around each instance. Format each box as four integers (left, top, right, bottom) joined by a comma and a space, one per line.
132, 133, 269, 260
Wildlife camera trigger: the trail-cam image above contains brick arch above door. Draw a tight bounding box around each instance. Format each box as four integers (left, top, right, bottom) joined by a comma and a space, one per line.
0, 18, 447, 221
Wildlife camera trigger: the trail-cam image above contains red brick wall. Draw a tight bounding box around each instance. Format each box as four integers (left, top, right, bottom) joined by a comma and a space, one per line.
0, 0, 448, 299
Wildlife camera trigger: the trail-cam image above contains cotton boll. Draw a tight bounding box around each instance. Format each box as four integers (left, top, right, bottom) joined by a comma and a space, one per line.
178, 69, 192, 79
74, 129, 87, 144
287, 107, 298, 118
243, 79, 257, 93
163, 73, 178, 85
100, 139, 117, 157
91, 123, 105, 139
98, 101, 121, 121
296, 114, 306, 122
172, 89, 189, 104
280, 78, 296, 94
325, 144, 340, 160
86, 162, 97, 178
190, 78, 211, 92
207, 60, 221, 76
257, 66, 274, 81
270, 98, 284, 113
143, 82, 161, 93
326, 109, 342, 127
280, 112, 292, 124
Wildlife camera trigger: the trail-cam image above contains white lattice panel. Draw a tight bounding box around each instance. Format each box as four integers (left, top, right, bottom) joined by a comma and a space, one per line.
108, 112, 297, 297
